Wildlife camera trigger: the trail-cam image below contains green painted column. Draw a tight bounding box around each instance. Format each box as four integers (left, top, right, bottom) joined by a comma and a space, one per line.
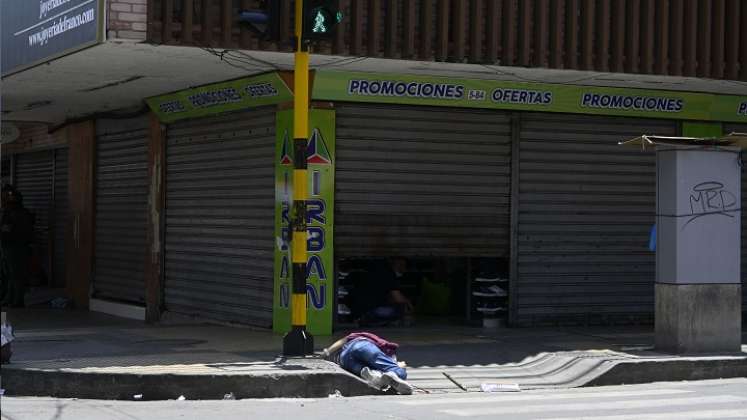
274, 108, 336, 337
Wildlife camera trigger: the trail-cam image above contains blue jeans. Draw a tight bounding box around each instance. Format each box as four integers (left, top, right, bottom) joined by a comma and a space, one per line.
339, 338, 407, 380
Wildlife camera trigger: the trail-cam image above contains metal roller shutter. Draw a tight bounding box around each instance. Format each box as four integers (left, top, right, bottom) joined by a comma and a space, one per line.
1, 157, 10, 185
165, 108, 275, 326
724, 123, 747, 313
15, 151, 53, 281
52, 148, 68, 287
515, 113, 676, 326
335, 104, 512, 257
94, 118, 149, 304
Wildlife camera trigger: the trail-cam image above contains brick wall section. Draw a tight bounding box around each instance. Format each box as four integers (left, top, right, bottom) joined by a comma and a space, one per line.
107, 0, 148, 41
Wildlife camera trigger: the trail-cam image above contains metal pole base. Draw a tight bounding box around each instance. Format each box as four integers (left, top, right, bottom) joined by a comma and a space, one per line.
282, 326, 314, 356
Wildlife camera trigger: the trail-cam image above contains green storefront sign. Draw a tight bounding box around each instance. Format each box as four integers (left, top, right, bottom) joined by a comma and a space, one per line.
713, 95, 747, 123
312, 70, 747, 123
146, 72, 293, 123
146, 71, 747, 123
148, 70, 747, 125
273, 109, 336, 336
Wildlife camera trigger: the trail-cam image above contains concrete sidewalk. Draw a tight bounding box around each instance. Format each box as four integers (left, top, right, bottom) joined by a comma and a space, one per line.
1, 308, 745, 399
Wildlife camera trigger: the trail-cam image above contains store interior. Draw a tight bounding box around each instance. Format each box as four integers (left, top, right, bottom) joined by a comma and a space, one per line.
335, 257, 510, 329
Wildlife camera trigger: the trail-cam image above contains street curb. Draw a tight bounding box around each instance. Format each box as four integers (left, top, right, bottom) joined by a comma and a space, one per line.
0, 365, 383, 400
585, 357, 747, 387
3, 356, 745, 399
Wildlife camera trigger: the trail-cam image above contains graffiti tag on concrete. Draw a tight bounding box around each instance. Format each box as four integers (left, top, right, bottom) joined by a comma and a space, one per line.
686, 181, 738, 228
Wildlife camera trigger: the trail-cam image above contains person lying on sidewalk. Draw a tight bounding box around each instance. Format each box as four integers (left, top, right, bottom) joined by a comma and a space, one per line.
322, 332, 413, 395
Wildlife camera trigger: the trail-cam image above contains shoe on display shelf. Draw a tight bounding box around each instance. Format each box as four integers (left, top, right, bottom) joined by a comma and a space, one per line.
338, 303, 352, 315
475, 276, 509, 283
473, 286, 506, 297
476, 304, 507, 313
486, 285, 508, 297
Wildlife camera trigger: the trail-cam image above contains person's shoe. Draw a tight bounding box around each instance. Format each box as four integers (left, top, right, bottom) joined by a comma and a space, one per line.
382, 372, 413, 395
360, 367, 387, 389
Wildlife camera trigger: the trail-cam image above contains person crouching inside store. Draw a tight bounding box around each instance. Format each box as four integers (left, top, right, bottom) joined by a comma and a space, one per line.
352, 258, 415, 327
323, 332, 413, 395
0, 186, 34, 308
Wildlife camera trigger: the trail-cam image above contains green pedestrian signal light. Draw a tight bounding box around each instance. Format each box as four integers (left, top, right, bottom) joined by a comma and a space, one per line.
303, 0, 342, 40
312, 9, 329, 33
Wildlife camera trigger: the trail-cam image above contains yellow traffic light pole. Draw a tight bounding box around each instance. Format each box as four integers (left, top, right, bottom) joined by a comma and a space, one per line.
283, 0, 314, 356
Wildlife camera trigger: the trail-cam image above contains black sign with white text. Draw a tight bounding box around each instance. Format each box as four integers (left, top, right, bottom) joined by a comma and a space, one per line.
1, 0, 102, 76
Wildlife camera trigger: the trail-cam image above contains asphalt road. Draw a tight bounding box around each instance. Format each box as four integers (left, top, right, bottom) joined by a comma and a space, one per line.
2, 378, 746, 420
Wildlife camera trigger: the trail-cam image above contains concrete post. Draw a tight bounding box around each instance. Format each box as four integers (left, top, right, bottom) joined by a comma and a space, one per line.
655, 145, 742, 354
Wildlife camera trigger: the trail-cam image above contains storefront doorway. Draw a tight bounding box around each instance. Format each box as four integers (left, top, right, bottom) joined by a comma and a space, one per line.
333, 103, 512, 329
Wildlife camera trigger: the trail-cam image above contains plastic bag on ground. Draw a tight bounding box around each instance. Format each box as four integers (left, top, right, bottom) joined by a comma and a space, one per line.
1, 321, 14, 364
481, 383, 521, 392
0, 322, 13, 347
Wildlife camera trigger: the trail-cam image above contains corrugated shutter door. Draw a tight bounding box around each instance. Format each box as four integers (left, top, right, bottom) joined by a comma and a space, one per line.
724, 123, 747, 313
165, 109, 275, 326
1, 158, 10, 185
53, 148, 68, 287
516, 114, 676, 326
15, 151, 53, 279
94, 118, 149, 304
335, 104, 512, 257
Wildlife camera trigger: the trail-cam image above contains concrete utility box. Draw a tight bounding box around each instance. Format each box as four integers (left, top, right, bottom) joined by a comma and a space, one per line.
656, 147, 740, 285
622, 134, 746, 354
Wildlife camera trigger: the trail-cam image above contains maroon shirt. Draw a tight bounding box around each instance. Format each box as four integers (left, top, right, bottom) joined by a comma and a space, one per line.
346, 332, 399, 357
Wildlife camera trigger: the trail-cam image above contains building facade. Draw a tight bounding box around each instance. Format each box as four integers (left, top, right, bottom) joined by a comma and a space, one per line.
2, 0, 746, 333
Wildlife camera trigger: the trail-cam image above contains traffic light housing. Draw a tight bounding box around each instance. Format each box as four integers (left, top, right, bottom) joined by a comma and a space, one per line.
237, 0, 281, 41
302, 0, 343, 41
